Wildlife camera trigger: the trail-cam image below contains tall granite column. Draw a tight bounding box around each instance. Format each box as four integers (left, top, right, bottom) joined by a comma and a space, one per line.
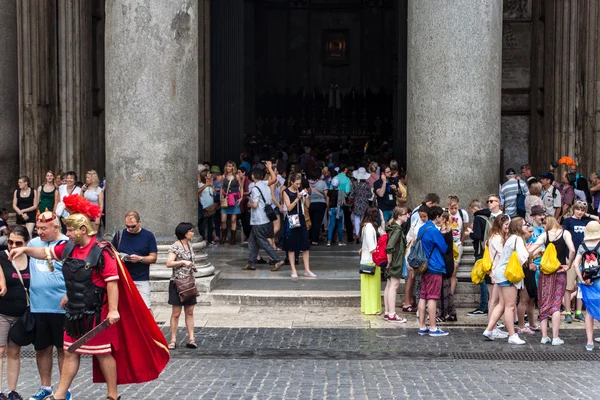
407, 1, 502, 205
105, 1, 199, 241
0, 2, 19, 208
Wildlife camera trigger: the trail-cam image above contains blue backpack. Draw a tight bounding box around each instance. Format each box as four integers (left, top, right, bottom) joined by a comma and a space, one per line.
407, 226, 434, 274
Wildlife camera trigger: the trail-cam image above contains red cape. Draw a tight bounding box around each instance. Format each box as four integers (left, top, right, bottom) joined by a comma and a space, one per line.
92, 246, 170, 384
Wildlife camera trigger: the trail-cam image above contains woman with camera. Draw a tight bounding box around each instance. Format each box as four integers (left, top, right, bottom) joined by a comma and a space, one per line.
282, 173, 316, 279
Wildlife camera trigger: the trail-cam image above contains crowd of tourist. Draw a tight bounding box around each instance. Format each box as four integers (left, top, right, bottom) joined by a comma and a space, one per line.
1, 138, 600, 398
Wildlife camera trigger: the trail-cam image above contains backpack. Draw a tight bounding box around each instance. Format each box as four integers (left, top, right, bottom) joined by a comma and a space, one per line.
516, 181, 526, 218
407, 226, 434, 274
476, 215, 493, 255
372, 234, 389, 266
581, 242, 600, 281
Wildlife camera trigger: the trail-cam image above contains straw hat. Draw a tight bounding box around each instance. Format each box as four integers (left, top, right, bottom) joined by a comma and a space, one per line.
584, 221, 600, 241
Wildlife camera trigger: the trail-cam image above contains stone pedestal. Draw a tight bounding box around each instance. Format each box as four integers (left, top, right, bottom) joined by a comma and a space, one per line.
104, 1, 199, 240
407, 1, 502, 205
0, 3, 19, 208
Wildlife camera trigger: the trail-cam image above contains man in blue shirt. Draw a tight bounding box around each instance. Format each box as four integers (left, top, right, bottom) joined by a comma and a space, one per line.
28, 211, 72, 400
111, 211, 158, 309
416, 206, 449, 337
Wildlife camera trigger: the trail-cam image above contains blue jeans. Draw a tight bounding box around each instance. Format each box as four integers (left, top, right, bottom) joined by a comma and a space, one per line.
328, 208, 344, 243
474, 254, 489, 312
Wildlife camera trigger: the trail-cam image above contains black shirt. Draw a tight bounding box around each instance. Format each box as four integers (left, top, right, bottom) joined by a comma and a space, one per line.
373, 178, 397, 211
0, 252, 30, 317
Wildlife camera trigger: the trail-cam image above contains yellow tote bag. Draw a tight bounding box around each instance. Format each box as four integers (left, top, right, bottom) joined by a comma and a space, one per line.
540, 242, 561, 275
505, 243, 525, 284
480, 246, 493, 274
471, 262, 485, 285
452, 242, 459, 261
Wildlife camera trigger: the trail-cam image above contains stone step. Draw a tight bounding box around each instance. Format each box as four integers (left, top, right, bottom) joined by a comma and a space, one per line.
151, 280, 481, 308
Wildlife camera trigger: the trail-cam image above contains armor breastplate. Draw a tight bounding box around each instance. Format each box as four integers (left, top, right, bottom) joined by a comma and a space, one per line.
60, 240, 113, 338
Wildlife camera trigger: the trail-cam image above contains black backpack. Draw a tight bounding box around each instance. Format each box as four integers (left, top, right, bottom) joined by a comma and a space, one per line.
581, 242, 600, 281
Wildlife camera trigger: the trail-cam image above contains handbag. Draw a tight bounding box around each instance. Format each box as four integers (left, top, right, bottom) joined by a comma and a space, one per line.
254, 186, 277, 222
203, 203, 218, 217
173, 243, 200, 302
359, 264, 376, 275
221, 178, 233, 208
287, 193, 302, 229
174, 273, 199, 303
7, 252, 35, 346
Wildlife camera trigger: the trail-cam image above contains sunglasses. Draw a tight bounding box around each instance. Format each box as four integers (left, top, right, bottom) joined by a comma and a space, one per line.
576, 200, 588, 207
487, 199, 499, 203
8, 240, 25, 247
525, 222, 533, 227
125, 224, 138, 229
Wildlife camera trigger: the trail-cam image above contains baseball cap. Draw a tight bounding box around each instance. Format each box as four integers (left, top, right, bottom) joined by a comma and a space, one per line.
539, 172, 555, 181
530, 205, 545, 216
505, 168, 516, 176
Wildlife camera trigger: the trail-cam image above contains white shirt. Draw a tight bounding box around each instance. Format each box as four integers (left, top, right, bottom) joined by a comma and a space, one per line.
250, 181, 272, 226
360, 223, 377, 265
492, 235, 528, 287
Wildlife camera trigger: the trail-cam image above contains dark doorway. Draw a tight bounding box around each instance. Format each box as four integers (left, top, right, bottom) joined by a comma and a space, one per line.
210, 0, 407, 168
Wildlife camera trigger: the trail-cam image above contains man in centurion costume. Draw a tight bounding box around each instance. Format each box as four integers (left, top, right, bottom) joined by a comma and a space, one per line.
10, 195, 169, 400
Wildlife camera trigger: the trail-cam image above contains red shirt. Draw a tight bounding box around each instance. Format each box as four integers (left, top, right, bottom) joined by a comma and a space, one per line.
52, 238, 119, 288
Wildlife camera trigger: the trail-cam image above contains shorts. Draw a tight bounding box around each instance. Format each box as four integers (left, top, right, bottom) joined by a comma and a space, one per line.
566, 266, 578, 291
134, 280, 152, 308
455, 243, 464, 263
420, 273, 442, 300
0, 313, 19, 347
32, 313, 65, 351
498, 281, 513, 287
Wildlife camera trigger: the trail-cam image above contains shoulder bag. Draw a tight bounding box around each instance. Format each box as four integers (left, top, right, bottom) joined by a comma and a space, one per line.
287, 192, 302, 230
221, 178, 232, 208
7, 251, 36, 346
173, 244, 200, 303
255, 186, 277, 222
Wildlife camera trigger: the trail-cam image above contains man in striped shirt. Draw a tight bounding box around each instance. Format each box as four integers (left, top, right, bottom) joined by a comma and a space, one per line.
500, 168, 529, 217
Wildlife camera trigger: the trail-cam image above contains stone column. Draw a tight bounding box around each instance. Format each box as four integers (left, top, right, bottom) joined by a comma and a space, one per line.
0, 2, 19, 208
407, 1, 502, 205
105, 1, 199, 242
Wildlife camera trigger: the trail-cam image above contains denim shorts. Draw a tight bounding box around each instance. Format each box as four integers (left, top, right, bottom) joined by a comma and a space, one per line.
497, 281, 513, 287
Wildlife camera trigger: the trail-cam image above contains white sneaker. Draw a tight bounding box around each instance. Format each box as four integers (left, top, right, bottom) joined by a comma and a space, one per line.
483, 330, 495, 340
540, 337, 551, 344
594, 337, 600, 343
494, 329, 509, 339
496, 322, 505, 329
551, 337, 564, 346
508, 334, 526, 345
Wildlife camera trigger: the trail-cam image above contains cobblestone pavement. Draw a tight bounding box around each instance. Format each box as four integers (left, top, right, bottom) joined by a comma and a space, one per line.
11, 328, 600, 400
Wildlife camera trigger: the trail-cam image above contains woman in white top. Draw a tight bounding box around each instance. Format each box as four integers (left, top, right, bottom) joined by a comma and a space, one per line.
80, 170, 104, 233
359, 207, 382, 315
486, 214, 510, 325
484, 217, 531, 345
56, 171, 81, 219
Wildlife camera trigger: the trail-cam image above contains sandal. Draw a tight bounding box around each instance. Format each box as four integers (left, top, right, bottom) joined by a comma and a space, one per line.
242, 264, 256, 270
186, 340, 198, 349
271, 261, 285, 272
402, 305, 417, 313
168, 340, 177, 350
435, 316, 445, 323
